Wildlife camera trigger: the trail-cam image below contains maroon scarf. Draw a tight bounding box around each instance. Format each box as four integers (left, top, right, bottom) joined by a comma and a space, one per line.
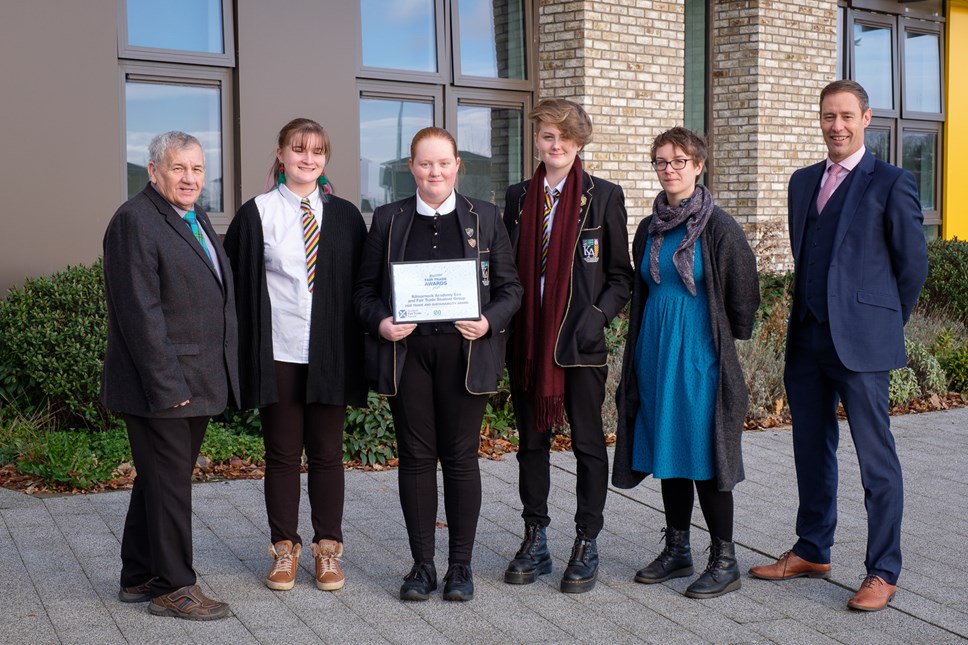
512, 157, 584, 431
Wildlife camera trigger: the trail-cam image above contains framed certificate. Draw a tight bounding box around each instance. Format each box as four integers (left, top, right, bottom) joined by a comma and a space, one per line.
390, 258, 481, 324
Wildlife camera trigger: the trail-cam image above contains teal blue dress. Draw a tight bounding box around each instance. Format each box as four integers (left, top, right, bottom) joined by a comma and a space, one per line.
632, 224, 718, 480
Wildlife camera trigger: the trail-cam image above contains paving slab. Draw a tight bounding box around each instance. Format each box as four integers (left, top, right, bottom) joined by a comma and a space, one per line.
0, 407, 965, 644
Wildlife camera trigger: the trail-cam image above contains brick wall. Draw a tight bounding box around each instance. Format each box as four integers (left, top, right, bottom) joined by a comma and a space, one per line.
535, 0, 839, 271
711, 1, 837, 269
535, 0, 686, 239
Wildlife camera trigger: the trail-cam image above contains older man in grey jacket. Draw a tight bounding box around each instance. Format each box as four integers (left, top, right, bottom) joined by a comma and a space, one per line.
101, 131, 239, 620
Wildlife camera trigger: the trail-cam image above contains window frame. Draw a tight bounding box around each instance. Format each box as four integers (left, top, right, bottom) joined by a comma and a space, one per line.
847, 10, 899, 118
899, 119, 942, 226
899, 17, 944, 121
451, 0, 533, 91
117, 0, 235, 67
357, 0, 448, 84
119, 61, 236, 229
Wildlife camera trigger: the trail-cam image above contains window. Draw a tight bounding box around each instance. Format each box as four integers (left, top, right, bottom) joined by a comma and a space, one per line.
843, 2, 944, 235
118, 0, 234, 66
118, 0, 236, 226
358, 0, 535, 213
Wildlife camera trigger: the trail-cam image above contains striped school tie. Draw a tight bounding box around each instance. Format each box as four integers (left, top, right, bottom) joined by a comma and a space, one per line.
300, 198, 319, 293
183, 211, 213, 267
540, 188, 559, 275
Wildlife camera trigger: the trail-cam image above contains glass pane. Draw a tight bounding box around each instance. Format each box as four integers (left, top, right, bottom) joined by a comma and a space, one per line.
127, 0, 223, 53
457, 0, 526, 79
865, 128, 891, 162
902, 130, 937, 211
684, 0, 706, 133
456, 104, 523, 210
904, 31, 941, 113
359, 98, 434, 212
126, 82, 223, 213
361, 0, 437, 72
853, 23, 894, 110
923, 225, 940, 242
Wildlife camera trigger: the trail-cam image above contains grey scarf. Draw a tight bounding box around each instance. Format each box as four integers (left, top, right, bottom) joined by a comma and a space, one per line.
648, 184, 714, 296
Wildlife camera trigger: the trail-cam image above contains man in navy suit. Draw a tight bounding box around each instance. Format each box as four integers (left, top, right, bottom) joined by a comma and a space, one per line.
102, 131, 239, 620
749, 80, 927, 612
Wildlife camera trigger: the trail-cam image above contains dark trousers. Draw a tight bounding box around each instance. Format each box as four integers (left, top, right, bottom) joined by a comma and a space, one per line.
388, 334, 488, 565
785, 315, 902, 583
120, 414, 208, 596
513, 365, 609, 538
661, 478, 734, 542
260, 361, 346, 545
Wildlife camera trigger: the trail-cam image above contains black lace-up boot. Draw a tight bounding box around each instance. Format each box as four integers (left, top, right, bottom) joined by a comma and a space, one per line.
560, 529, 598, 593
505, 522, 552, 584
684, 537, 740, 599
634, 526, 693, 584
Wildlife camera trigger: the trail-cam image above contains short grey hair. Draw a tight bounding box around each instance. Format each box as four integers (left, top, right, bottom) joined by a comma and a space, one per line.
148, 131, 203, 167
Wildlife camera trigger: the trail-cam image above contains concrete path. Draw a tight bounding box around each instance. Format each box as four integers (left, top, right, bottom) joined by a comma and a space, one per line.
2, 408, 966, 644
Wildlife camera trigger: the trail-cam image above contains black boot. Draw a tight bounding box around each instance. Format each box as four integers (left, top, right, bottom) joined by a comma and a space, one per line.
400, 561, 437, 601
505, 522, 552, 584
684, 537, 741, 599
560, 529, 598, 593
634, 527, 693, 584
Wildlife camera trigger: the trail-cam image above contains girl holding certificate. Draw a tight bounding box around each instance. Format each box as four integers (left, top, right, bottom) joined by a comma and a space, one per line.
354, 127, 522, 602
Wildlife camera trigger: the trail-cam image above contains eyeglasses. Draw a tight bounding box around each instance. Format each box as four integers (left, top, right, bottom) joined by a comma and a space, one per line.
651, 158, 692, 171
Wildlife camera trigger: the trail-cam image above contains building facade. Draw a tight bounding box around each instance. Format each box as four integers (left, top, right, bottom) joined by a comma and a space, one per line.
0, 0, 961, 292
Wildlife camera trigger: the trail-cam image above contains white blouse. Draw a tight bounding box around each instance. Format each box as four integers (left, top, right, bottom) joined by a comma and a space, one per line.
256, 183, 324, 364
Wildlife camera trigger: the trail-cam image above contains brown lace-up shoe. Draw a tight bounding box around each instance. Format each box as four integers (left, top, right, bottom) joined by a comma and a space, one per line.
265, 540, 302, 590
847, 575, 896, 611
148, 585, 231, 620
749, 550, 831, 580
311, 539, 345, 591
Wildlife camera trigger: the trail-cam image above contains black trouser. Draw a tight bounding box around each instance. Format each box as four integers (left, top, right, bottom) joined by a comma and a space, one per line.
661, 478, 734, 542
388, 334, 488, 565
120, 414, 208, 597
513, 365, 609, 538
260, 361, 346, 545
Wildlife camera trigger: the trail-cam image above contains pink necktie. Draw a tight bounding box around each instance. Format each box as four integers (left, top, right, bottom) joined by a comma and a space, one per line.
816, 163, 844, 213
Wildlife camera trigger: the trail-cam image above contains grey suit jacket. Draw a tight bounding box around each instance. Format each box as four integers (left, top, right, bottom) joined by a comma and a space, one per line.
100, 183, 240, 418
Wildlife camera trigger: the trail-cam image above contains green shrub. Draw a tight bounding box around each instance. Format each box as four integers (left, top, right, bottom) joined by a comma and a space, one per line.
889, 367, 922, 407
200, 422, 265, 463
939, 346, 968, 393
343, 392, 396, 466
757, 272, 794, 326
482, 370, 516, 443
904, 339, 948, 398
0, 261, 110, 429
920, 238, 968, 323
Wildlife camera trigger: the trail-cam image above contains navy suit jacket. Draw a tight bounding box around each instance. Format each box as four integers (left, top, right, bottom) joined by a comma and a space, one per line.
787, 150, 928, 372
101, 183, 240, 417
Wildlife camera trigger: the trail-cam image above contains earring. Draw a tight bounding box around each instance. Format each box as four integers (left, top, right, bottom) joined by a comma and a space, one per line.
277, 163, 286, 185
318, 173, 332, 195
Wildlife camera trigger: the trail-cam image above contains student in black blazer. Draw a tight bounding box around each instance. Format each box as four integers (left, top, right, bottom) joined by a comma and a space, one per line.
102, 131, 239, 620
354, 127, 522, 602
503, 99, 633, 594
224, 118, 367, 594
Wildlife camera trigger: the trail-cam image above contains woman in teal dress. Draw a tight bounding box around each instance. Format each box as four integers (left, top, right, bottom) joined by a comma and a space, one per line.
612, 127, 760, 599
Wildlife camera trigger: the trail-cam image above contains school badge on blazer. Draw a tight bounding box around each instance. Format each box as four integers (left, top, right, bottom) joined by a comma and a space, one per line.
581, 238, 600, 263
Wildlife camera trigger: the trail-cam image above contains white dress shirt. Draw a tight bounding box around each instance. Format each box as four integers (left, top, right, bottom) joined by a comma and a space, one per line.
540, 176, 566, 300
256, 184, 324, 364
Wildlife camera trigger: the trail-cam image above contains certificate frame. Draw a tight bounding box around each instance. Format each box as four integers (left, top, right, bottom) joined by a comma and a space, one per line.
390, 258, 481, 324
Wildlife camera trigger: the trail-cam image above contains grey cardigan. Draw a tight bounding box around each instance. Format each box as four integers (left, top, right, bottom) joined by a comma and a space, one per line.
612, 206, 760, 491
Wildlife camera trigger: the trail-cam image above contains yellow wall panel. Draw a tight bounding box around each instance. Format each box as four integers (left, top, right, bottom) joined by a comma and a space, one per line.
946, 1, 968, 240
